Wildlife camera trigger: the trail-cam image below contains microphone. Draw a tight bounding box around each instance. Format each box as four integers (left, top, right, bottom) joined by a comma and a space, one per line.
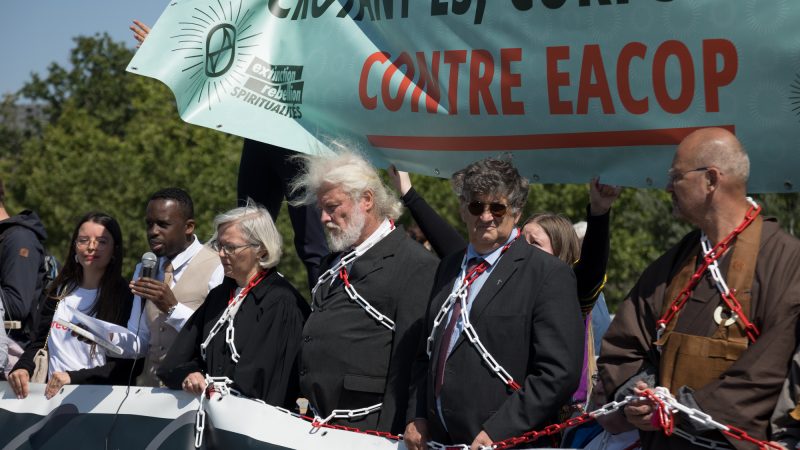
141, 252, 158, 279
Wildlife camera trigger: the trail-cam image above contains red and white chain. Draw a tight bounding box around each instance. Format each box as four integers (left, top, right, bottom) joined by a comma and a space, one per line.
426, 234, 522, 392
200, 271, 268, 363
194, 375, 234, 448
311, 402, 384, 427
656, 198, 762, 344
699, 197, 761, 343
654, 387, 782, 450
311, 219, 396, 331
273, 405, 401, 441
273, 385, 778, 450
306, 219, 395, 423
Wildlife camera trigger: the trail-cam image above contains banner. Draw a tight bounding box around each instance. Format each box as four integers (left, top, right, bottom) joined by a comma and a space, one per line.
127, 0, 800, 192
0, 382, 402, 449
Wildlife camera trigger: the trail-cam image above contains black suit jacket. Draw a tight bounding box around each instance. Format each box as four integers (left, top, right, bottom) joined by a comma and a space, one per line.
408, 238, 584, 445
299, 226, 438, 433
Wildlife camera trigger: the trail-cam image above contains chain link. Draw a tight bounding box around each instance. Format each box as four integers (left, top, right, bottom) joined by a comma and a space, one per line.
312, 402, 383, 427
200, 271, 268, 362
656, 198, 762, 347
273, 387, 777, 450
426, 235, 521, 392
304, 220, 396, 423
194, 376, 233, 448
310, 219, 395, 332
341, 271, 395, 330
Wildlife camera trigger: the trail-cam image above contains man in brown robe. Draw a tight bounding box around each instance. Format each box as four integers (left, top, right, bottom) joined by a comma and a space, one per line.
597, 127, 800, 449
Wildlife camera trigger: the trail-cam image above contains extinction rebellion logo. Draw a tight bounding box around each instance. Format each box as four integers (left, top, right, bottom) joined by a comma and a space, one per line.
171, 0, 304, 118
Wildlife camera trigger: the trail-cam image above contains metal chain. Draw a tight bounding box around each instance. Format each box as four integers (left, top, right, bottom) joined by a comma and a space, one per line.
304, 219, 395, 422
654, 387, 782, 450
656, 198, 762, 344
275, 386, 778, 450
194, 376, 234, 448
200, 271, 268, 362
672, 428, 733, 449
460, 298, 521, 390
312, 402, 383, 427
273, 405, 401, 441
341, 270, 395, 330
700, 229, 760, 343
426, 234, 522, 392
310, 219, 395, 331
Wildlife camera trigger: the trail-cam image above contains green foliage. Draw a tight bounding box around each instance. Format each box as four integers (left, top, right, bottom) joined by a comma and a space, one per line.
2, 34, 799, 310
2, 34, 240, 283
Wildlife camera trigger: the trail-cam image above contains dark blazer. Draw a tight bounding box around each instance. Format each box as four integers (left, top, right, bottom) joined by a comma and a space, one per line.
408, 238, 584, 445
299, 226, 438, 434
158, 271, 310, 408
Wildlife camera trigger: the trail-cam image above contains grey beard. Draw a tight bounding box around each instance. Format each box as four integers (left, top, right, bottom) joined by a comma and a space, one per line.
325, 207, 366, 252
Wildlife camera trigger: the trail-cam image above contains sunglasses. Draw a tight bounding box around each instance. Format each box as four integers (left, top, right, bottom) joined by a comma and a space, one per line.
467, 201, 509, 218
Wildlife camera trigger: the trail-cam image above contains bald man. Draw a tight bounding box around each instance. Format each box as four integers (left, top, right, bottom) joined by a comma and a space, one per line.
597, 128, 800, 449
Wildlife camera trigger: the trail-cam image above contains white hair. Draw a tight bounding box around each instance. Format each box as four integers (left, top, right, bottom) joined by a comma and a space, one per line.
210, 201, 282, 269
290, 149, 403, 220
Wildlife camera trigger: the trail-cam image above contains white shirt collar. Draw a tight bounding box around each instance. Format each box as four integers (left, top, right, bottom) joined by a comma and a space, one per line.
162, 235, 203, 272
465, 228, 519, 267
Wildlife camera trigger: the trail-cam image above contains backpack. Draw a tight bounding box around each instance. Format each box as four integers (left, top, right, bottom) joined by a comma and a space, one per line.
0, 223, 59, 344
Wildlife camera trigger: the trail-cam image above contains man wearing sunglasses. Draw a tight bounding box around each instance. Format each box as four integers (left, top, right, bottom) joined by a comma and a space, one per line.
405, 157, 584, 450
598, 128, 800, 449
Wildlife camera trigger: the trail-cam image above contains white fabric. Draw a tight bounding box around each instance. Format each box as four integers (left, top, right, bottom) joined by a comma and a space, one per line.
48, 288, 106, 375
116, 236, 223, 357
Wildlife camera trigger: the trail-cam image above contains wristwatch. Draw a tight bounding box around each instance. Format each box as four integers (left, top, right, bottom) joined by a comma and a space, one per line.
166, 304, 177, 316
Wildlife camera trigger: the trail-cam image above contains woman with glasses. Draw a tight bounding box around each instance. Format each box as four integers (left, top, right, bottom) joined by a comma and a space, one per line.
7, 212, 141, 399
157, 204, 309, 407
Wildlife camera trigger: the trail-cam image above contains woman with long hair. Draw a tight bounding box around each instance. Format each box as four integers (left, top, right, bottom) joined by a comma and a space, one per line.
7, 212, 141, 399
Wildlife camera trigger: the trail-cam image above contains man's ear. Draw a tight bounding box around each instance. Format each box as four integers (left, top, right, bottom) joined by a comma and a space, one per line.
361, 190, 375, 212
185, 218, 196, 237
512, 209, 523, 225
706, 168, 720, 191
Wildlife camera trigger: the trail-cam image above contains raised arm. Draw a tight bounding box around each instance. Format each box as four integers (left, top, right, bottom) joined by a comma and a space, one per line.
387, 165, 466, 258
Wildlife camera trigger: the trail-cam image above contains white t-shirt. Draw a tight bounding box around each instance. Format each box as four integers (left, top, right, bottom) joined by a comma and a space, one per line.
48, 288, 106, 376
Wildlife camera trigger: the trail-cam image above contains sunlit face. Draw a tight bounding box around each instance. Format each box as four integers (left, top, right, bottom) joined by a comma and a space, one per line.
145, 199, 194, 258
317, 184, 367, 252
216, 222, 262, 286
75, 221, 114, 274
666, 143, 709, 224
522, 222, 554, 255
460, 194, 521, 254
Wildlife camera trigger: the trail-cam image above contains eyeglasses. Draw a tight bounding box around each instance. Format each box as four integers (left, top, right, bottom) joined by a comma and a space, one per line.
75, 237, 110, 248
210, 240, 257, 256
667, 166, 709, 184
467, 201, 509, 218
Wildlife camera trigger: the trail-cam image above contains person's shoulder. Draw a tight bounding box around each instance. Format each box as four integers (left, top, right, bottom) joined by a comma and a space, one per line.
0, 222, 42, 247
761, 218, 800, 250
262, 272, 309, 308
393, 226, 439, 263
190, 244, 221, 264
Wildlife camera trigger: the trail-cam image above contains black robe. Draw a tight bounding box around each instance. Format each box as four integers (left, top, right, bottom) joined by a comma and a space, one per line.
158, 271, 310, 408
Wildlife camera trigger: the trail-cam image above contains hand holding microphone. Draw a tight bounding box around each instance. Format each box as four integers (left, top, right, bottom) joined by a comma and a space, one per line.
130, 252, 178, 314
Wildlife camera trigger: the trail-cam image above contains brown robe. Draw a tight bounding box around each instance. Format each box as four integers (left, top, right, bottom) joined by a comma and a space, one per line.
598, 219, 800, 450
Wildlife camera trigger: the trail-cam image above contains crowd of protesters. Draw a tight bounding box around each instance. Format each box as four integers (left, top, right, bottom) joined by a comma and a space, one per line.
2, 127, 800, 450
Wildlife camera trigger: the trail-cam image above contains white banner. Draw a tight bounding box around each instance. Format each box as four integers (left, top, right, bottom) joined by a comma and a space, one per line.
0, 382, 401, 449
128, 0, 800, 192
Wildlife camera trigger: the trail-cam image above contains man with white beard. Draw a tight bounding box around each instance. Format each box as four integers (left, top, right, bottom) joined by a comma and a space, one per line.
290, 151, 438, 434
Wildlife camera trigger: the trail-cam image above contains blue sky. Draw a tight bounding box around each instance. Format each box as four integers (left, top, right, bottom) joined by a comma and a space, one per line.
0, 1, 167, 96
